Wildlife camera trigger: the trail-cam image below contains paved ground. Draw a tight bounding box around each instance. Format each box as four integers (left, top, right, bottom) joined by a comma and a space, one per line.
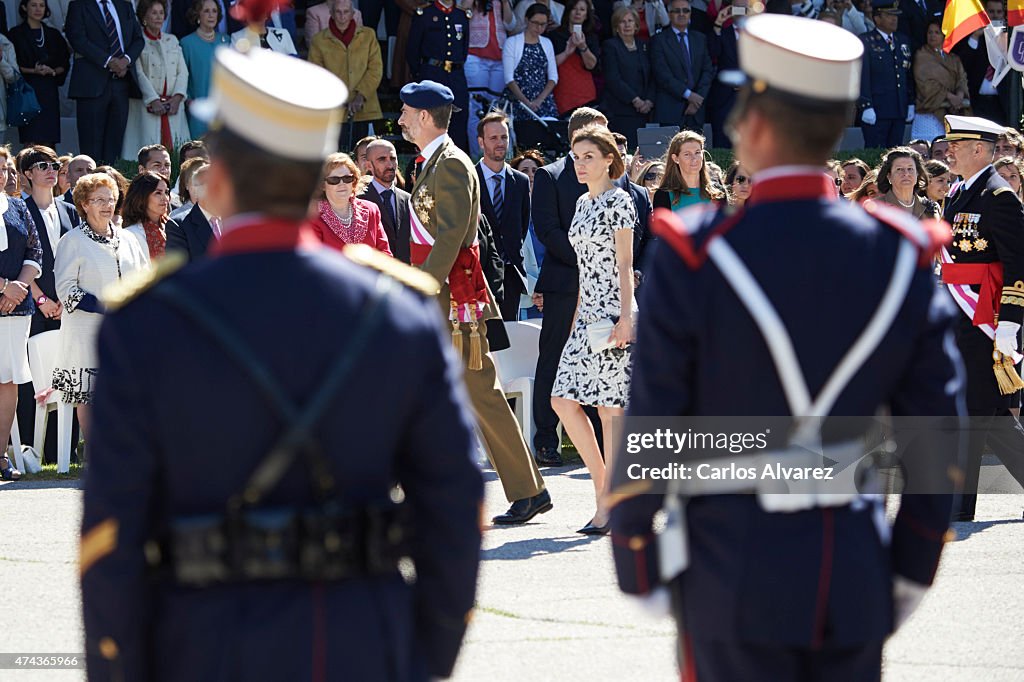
1, 465, 1023, 681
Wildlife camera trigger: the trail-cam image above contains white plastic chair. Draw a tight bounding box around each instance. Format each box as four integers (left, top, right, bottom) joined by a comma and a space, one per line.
493, 321, 560, 452
28, 330, 74, 473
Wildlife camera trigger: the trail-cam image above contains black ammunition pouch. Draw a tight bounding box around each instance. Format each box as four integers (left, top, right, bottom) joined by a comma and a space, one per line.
163, 503, 409, 587
147, 275, 409, 588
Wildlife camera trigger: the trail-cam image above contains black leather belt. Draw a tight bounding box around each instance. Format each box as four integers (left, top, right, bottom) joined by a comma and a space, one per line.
423, 58, 464, 72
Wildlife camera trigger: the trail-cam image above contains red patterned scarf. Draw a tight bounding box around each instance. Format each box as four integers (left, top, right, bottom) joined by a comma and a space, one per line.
142, 219, 166, 259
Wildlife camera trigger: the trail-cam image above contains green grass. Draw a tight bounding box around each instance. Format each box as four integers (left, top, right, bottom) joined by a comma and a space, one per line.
19, 462, 84, 481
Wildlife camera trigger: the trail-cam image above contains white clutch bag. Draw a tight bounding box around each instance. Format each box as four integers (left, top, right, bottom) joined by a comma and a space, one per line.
586, 318, 617, 353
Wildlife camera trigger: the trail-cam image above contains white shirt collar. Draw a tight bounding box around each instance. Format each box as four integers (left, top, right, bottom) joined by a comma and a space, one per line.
480, 161, 507, 182
371, 178, 395, 194
418, 134, 449, 165
877, 28, 892, 40
962, 164, 992, 192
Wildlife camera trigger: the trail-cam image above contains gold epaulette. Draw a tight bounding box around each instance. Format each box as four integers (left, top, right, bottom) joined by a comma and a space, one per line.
343, 243, 440, 296
1002, 280, 1024, 307
102, 251, 187, 311
993, 186, 1016, 196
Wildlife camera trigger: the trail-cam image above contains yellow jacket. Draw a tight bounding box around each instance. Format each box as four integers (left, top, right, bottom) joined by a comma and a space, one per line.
309, 26, 383, 122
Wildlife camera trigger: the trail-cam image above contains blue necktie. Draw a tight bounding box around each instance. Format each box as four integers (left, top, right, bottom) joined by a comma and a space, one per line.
380, 188, 397, 227
492, 175, 504, 223
101, 0, 124, 58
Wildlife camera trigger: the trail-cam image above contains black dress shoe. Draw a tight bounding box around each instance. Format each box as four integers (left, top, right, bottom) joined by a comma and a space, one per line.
534, 447, 563, 468
492, 489, 553, 524
577, 518, 610, 535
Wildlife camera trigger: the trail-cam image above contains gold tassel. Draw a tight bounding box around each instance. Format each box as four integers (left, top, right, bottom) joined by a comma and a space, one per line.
451, 318, 463, 357
468, 320, 483, 371
993, 349, 1024, 395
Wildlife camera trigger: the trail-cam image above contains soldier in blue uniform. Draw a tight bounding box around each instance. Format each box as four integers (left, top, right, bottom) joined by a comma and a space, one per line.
407, 0, 471, 152
859, 0, 915, 149
610, 14, 962, 682
939, 114, 1024, 521
79, 44, 484, 681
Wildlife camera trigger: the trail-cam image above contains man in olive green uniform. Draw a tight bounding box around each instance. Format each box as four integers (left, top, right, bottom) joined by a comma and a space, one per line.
398, 80, 551, 524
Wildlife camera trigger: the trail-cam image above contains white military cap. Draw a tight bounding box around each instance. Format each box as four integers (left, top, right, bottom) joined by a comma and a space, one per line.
942, 115, 1005, 143
734, 13, 863, 103
192, 46, 348, 161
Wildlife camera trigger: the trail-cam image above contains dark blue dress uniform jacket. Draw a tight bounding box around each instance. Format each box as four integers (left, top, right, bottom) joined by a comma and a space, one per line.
80, 218, 484, 681
610, 173, 963, 648
859, 29, 915, 120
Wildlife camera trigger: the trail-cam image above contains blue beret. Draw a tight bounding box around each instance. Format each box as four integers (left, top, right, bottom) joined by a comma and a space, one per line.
870, 0, 901, 13
400, 81, 456, 109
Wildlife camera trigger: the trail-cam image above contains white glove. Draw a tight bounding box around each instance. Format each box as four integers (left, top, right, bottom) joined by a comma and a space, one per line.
906, 105, 915, 123
862, 107, 877, 125
995, 320, 1020, 357
629, 586, 671, 618
893, 576, 928, 631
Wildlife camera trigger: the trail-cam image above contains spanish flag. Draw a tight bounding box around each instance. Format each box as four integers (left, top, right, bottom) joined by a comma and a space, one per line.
942, 0, 990, 52
1010, 0, 1024, 27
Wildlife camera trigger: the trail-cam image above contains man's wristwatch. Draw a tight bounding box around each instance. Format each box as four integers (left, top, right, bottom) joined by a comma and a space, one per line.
36, 295, 47, 305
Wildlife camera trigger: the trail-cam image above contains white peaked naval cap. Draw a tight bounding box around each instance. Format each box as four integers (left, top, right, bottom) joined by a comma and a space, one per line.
192, 47, 348, 161
941, 115, 1005, 143
737, 13, 864, 103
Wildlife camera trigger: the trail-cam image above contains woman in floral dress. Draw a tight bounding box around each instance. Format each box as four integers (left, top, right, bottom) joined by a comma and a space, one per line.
551, 125, 637, 536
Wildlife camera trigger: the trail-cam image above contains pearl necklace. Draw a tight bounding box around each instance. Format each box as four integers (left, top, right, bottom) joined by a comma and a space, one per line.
197, 28, 216, 42
334, 206, 353, 226
894, 194, 915, 208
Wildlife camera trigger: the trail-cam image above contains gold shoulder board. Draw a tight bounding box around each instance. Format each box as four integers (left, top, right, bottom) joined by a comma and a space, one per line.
344, 243, 440, 296
102, 251, 187, 311
993, 186, 1015, 196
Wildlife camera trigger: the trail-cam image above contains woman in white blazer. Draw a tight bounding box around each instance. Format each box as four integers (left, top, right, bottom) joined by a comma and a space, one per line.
503, 3, 559, 120
121, 0, 191, 161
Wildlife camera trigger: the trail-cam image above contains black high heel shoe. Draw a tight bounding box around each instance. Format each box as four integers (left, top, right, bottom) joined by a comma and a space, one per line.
577, 518, 610, 535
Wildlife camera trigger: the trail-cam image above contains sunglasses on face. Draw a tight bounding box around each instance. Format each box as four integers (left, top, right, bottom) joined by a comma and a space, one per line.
643, 172, 661, 182
31, 161, 61, 172
670, 7, 691, 14
325, 175, 357, 185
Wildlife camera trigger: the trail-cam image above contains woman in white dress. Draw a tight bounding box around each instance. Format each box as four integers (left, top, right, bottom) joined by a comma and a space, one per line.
52, 173, 149, 438
121, 0, 191, 161
550, 125, 636, 535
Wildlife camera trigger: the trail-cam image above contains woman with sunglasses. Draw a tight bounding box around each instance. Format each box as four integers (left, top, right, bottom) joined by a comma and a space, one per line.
724, 161, 751, 206
632, 159, 663, 203
19, 146, 79, 334
51, 172, 148, 442
0, 145, 42, 481
123, 171, 176, 262
311, 152, 392, 256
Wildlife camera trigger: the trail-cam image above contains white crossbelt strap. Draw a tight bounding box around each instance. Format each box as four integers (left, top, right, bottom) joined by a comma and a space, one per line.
707, 237, 918, 420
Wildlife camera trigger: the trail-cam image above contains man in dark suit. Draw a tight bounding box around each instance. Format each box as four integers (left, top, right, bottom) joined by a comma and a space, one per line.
359, 139, 411, 264
166, 163, 219, 262
65, 0, 144, 164
651, 0, 715, 132
707, 10, 740, 149
82, 48, 482, 681
898, 0, 943, 53
532, 107, 650, 468
858, 0, 915, 149
477, 111, 530, 322
62, 154, 96, 204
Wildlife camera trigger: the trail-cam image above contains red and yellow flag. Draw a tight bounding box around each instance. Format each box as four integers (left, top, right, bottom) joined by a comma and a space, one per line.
942, 0, 990, 52
1009, 0, 1024, 27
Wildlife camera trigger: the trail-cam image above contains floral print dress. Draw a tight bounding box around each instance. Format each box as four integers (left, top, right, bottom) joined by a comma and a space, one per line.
551, 187, 637, 408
